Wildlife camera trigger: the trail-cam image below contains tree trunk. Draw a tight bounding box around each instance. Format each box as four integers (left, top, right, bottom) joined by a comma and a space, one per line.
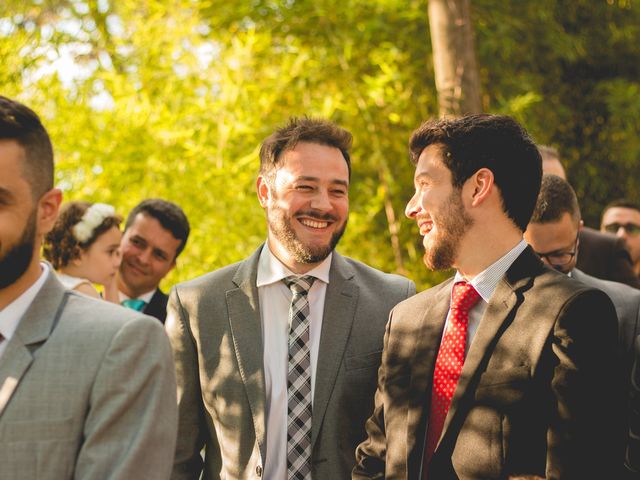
428, 0, 482, 117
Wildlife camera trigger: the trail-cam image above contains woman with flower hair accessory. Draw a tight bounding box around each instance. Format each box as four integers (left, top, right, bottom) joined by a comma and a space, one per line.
43, 201, 123, 303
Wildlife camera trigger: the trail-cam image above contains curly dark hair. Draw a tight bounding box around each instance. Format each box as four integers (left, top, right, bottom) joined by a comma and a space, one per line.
43, 201, 122, 269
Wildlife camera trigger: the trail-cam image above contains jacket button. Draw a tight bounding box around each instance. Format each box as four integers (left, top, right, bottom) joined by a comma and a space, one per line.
256, 465, 263, 477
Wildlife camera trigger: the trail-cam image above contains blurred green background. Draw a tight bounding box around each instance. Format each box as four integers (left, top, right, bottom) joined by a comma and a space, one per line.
1, 0, 639, 290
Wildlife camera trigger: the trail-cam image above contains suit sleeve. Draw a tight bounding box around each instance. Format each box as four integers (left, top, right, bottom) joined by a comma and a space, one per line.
352, 311, 394, 479
546, 288, 620, 479
625, 336, 640, 475
74, 315, 178, 480
166, 287, 220, 480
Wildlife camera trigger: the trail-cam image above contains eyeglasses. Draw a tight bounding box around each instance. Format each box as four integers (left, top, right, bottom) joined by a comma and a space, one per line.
603, 222, 640, 236
534, 234, 579, 267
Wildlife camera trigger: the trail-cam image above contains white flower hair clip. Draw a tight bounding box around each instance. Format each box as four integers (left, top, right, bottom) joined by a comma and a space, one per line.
72, 203, 116, 243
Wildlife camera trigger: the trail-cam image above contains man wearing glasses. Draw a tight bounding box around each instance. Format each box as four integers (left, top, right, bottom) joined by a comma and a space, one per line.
602, 200, 640, 281
525, 174, 640, 476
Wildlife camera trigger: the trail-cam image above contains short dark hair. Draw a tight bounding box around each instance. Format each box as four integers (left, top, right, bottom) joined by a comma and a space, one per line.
530, 175, 581, 226
602, 199, 640, 218
259, 117, 352, 181
409, 114, 542, 231
0, 96, 54, 199
43, 201, 122, 269
125, 199, 190, 258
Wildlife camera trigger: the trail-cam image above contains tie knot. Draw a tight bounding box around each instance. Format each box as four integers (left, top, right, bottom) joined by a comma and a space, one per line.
283, 275, 315, 295
121, 298, 147, 311
451, 282, 481, 313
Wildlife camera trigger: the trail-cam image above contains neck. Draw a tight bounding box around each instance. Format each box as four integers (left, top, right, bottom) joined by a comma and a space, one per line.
267, 239, 323, 274
454, 220, 523, 280
116, 276, 145, 299
0, 258, 42, 311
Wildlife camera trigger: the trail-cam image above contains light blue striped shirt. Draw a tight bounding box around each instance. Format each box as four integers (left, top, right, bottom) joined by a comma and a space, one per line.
448, 238, 528, 352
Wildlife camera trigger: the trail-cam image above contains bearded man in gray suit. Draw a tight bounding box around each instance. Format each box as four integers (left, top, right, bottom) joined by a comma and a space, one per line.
166, 117, 415, 480
0, 96, 178, 480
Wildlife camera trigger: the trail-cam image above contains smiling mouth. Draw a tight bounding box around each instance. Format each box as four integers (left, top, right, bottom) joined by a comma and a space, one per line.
418, 219, 433, 236
300, 218, 330, 229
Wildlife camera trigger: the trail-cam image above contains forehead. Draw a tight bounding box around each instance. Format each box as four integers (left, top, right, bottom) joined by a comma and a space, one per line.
414, 144, 450, 181
126, 213, 180, 251
527, 213, 578, 246
603, 207, 640, 223
0, 139, 31, 194
276, 141, 349, 183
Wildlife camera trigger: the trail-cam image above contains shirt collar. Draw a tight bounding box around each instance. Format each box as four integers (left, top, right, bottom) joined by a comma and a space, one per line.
257, 243, 332, 287
118, 288, 157, 304
453, 238, 527, 303
0, 262, 50, 342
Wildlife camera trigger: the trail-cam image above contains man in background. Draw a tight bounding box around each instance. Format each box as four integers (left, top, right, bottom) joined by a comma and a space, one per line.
118, 198, 190, 322
0, 96, 177, 478
166, 117, 415, 479
602, 200, 640, 280
538, 145, 639, 288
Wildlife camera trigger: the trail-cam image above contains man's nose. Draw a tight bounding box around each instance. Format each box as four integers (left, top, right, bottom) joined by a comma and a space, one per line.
405, 193, 421, 219
310, 189, 332, 211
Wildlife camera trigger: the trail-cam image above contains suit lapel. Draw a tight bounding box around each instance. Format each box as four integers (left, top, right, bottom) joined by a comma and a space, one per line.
226, 246, 267, 460
406, 280, 452, 479
437, 248, 541, 449
0, 272, 67, 419
311, 252, 357, 448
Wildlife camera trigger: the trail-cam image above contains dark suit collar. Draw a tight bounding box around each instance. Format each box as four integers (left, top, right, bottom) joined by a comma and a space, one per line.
0, 273, 68, 418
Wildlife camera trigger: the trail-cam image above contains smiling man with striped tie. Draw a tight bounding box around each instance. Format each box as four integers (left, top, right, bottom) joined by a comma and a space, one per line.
166, 117, 415, 480
353, 114, 620, 480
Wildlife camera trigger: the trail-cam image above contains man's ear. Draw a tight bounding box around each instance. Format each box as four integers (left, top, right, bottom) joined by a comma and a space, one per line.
37, 188, 62, 236
578, 219, 584, 231
256, 175, 271, 208
467, 168, 494, 207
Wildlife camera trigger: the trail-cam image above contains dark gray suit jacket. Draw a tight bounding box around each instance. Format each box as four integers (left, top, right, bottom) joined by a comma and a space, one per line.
166, 245, 415, 480
0, 272, 178, 480
354, 248, 619, 480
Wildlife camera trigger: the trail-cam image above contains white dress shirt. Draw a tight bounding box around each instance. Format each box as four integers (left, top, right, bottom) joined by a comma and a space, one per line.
449, 239, 528, 352
256, 244, 332, 480
0, 263, 49, 359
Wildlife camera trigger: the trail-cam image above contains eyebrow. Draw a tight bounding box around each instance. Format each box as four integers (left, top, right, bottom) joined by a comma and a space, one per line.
297, 176, 349, 188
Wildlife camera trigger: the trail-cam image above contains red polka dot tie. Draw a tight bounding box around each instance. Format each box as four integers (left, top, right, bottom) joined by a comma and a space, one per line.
423, 281, 481, 478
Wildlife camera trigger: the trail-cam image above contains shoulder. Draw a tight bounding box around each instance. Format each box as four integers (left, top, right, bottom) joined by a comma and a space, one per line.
55, 292, 168, 354
573, 269, 640, 308
336, 253, 414, 289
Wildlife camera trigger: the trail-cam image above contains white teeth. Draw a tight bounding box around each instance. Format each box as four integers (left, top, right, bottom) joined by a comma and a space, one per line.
301, 219, 329, 229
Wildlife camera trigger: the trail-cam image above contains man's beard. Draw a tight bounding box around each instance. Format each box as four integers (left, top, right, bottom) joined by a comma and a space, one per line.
423, 189, 473, 271
267, 205, 346, 265
0, 209, 37, 289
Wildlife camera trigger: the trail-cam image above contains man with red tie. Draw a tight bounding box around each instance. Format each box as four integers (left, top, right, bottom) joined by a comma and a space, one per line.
353, 114, 620, 479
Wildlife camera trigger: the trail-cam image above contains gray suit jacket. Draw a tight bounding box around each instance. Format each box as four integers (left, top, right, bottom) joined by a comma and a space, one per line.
0, 272, 178, 480
166, 246, 415, 480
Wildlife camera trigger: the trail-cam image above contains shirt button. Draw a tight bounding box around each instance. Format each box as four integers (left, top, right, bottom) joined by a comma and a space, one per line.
256, 465, 263, 477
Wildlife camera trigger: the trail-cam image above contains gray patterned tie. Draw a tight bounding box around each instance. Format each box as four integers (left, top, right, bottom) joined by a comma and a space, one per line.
283, 275, 316, 480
